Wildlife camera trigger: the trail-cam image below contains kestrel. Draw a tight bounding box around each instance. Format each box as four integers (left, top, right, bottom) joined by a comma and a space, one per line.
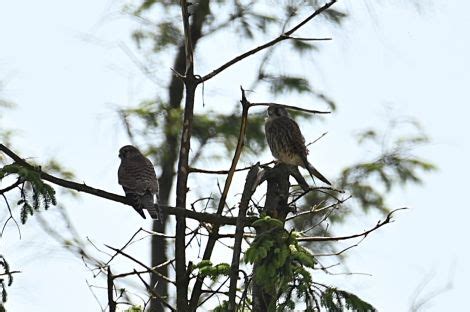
264, 105, 331, 185
118, 145, 162, 220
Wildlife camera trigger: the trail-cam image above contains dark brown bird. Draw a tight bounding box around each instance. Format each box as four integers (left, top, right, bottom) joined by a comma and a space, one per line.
118, 145, 161, 220
264, 105, 331, 185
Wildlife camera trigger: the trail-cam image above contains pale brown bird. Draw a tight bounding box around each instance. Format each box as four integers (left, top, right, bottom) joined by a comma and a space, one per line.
118, 145, 161, 220
264, 105, 331, 185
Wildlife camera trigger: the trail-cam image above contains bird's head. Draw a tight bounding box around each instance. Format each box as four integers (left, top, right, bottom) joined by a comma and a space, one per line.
267, 105, 289, 119
119, 145, 142, 159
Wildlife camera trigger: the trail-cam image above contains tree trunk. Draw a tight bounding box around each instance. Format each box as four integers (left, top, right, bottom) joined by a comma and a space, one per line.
149, 1, 210, 311
252, 164, 291, 312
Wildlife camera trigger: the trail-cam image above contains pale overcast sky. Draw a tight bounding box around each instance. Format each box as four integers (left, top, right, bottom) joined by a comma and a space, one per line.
1, 0, 469, 311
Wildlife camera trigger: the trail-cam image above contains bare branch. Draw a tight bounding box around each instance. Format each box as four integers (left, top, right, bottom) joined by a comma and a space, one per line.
286, 36, 332, 41
250, 102, 330, 115
199, 0, 337, 83
105, 244, 175, 285
298, 208, 408, 242
134, 269, 177, 312
189, 160, 275, 175
228, 164, 260, 310
0, 178, 22, 194
189, 87, 251, 310
0, 144, 257, 227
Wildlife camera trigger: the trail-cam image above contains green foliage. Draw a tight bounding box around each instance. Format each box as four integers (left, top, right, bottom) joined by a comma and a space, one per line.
124, 306, 143, 312
193, 260, 230, 281
123, 100, 268, 162
290, 39, 318, 54
267, 75, 311, 95
212, 300, 252, 312
132, 21, 182, 52
339, 125, 436, 213
212, 300, 229, 312
323, 8, 348, 24
245, 216, 317, 308
0, 164, 56, 224
193, 110, 267, 157
245, 216, 376, 311
320, 288, 376, 312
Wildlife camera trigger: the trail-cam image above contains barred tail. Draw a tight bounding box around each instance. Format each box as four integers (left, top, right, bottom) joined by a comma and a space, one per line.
142, 192, 162, 222
306, 162, 331, 186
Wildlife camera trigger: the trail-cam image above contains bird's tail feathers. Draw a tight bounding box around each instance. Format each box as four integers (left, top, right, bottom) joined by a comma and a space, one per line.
142, 192, 163, 222
306, 162, 331, 186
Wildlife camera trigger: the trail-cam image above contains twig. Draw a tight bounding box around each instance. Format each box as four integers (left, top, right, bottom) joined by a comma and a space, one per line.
286, 195, 350, 221
313, 236, 366, 257
0, 178, 22, 194
113, 259, 174, 279
298, 208, 408, 242
250, 102, 330, 115
104, 244, 175, 285
189, 160, 275, 175
286, 36, 332, 41
1, 193, 21, 239
134, 269, 176, 312
86, 280, 106, 312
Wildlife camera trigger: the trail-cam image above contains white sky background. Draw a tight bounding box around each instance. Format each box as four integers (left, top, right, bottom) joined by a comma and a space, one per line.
0, 0, 469, 311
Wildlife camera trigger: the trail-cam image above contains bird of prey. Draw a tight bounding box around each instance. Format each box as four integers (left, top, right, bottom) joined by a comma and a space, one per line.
264, 105, 331, 185
118, 145, 162, 220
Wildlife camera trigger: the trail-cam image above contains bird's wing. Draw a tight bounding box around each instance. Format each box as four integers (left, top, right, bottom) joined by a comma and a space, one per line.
143, 157, 159, 194
275, 116, 308, 157
118, 162, 138, 191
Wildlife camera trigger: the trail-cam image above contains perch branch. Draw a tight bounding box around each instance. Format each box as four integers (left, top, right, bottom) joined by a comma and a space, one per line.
0, 144, 256, 227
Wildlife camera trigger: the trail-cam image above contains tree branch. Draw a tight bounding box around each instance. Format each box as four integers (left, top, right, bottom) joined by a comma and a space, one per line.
105, 245, 175, 285
188, 88, 251, 310
189, 160, 274, 175
297, 208, 408, 242
0, 144, 256, 227
199, 0, 337, 83
228, 164, 260, 310
107, 266, 116, 312
0, 178, 22, 194
249, 102, 330, 115
134, 269, 177, 312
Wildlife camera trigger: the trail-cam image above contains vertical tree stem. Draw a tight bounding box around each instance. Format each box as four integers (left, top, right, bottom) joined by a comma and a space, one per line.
174, 1, 196, 310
